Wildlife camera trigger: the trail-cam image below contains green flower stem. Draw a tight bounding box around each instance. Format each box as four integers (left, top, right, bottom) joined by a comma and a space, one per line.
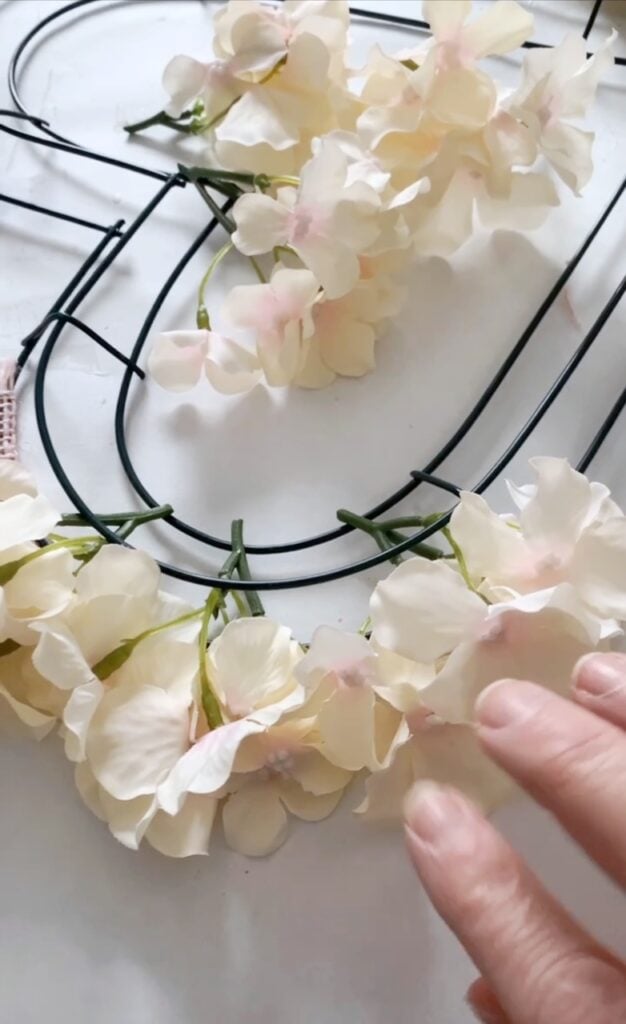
230, 519, 265, 617
199, 591, 225, 729
269, 175, 300, 188
93, 604, 206, 680
60, 505, 173, 529
193, 183, 237, 234
123, 108, 194, 135
0, 536, 104, 587
336, 509, 445, 563
196, 241, 234, 329
248, 256, 267, 283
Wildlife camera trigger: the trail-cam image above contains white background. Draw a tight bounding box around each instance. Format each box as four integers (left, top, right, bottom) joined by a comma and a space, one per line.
0, 1, 625, 1021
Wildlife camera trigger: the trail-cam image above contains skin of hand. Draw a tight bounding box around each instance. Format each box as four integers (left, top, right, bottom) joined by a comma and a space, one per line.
403, 651, 626, 1024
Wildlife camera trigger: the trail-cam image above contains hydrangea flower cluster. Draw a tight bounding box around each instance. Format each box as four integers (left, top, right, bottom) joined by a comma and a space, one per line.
2, 455, 625, 857
135, 0, 615, 394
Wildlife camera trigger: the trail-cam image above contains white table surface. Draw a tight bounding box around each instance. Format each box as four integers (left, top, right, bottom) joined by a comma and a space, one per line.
1, 2, 625, 1022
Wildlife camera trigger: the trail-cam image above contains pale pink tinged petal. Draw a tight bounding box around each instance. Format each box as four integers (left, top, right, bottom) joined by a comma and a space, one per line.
74, 545, 161, 600
204, 333, 263, 394
319, 318, 376, 377
0, 493, 59, 548
0, 684, 56, 740
147, 330, 208, 392
63, 680, 104, 762
291, 749, 353, 794
32, 627, 94, 691
423, 0, 471, 38
332, 194, 381, 251
208, 617, 297, 715
371, 557, 486, 663
216, 88, 300, 151
231, 193, 291, 255
294, 337, 336, 389
420, 602, 597, 723
462, 1, 533, 59
100, 791, 156, 851
222, 782, 289, 856
296, 625, 373, 690
158, 718, 265, 813
270, 266, 320, 318
146, 795, 218, 858
221, 282, 273, 330
278, 780, 344, 821
412, 171, 475, 257
428, 68, 496, 129
450, 490, 524, 582
74, 761, 107, 821
162, 55, 208, 117
317, 686, 377, 770
489, 584, 613, 643
570, 518, 626, 620
541, 122, 594, 194
87, 683, 191, 800
0, 459, 37, 499
477, 172, 559, 230
521, 457, 596, 547
484, 112, 537, 172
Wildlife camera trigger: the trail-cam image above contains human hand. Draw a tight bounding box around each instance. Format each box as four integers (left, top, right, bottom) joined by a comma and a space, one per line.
404, 652, 626, 1024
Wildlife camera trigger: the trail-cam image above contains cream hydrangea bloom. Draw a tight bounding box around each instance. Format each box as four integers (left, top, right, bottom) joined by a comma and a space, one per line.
371, 555, 612, 724
508, 31, 616, 193
0, 459, 76, 646
158, 618, 306, 814
222, 265, 319, 386
221, 716, 352, 856
451, 458, 626, 620
213, 0, 350, 79
422, 0, 533, 70
231, 138, 382, 298
214, 34, 355, 176
148, 329, 262, 395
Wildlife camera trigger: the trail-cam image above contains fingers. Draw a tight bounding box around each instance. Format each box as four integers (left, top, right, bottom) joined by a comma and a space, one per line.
475, 679, 626, 887
466, 977, 510, 1023
572, 652, 626, 729
405, 783, 626, 1024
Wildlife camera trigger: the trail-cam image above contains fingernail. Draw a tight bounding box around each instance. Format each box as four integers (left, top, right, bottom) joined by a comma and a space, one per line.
475, 678, 550, 729
573, 652, 626, 698
404, 781, 469, 842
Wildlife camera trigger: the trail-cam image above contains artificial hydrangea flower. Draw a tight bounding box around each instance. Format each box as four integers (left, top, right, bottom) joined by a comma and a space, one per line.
508, 31, 616, 193
422, 0, 534, 70
371, 556, 612, 724
451, 457, 626, 620
148, 329, 263, 395
0, 459, 76, 646
222, 265, 319, 386
231, 138, 382, 298
213, 0, 350, 79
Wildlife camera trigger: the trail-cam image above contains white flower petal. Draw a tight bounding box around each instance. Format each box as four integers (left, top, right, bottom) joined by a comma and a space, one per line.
204, 333, 263, 394
423, 0, 471, 37
162, 55, 209, 117
74, 546, 161, 600
99, 790, 156, 850
451, 490, 523, 583
0, 459, 37, 500
232, 193, 291, 255
317, 686, 377, 770
32, 625, 94, 691
520, 457, 598, 548
146, 795, 218, 858
222, 781, 289, 857
278, 780, 344, 821
290, 749, 353, 795
148, 330, 208, 392
64, 680, 104, 762
0, 493, 59, 550
371, 558, 486, 663
0, 683, 56, 740
158, 718, 265, 813
463, 1, 533, 59
570, 518, 626, 620
87, 682, 191, 799
208, 617, 300, 716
